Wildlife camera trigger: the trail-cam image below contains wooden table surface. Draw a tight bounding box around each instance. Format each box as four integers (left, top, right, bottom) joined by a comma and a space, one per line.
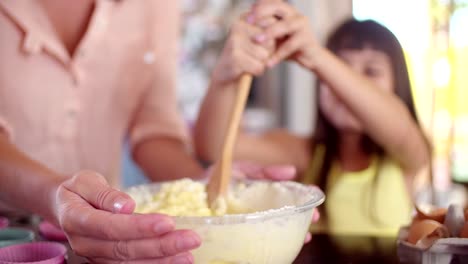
294, 233, 398, 264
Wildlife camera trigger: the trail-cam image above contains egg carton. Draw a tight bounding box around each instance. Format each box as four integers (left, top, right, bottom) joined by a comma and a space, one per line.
397, 226, 468, 264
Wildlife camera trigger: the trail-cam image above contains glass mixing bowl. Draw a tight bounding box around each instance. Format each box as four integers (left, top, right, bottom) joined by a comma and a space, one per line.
127, 179, 325, 264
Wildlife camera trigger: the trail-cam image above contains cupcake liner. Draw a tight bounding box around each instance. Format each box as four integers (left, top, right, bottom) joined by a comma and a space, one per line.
0, 228, 34, 248
38, 222, 67, 242
0, 242, 66, 264
0, 218, 7, 230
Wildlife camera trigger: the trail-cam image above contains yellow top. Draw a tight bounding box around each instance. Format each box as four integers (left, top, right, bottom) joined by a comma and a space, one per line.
305, 150, 412, 237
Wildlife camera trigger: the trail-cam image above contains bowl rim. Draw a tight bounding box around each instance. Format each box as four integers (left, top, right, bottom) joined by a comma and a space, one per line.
127, 179, 325, 224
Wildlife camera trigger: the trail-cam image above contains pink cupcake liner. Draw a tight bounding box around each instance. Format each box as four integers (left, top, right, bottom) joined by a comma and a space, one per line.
0, 218, 7, 230
38, 222, 67, 242
0, 242, 67, 264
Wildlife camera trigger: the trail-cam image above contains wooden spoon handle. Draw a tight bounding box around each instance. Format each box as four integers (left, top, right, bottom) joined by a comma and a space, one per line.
221, 74, 253, 160
207, 74, 253, 203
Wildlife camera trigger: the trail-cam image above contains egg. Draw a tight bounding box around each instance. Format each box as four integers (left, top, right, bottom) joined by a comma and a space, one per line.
415, 205, 447, 223
407, 219, 447, 245
461, 221, 468, 238
416, 226, 450, 249
443, 204, 465, 237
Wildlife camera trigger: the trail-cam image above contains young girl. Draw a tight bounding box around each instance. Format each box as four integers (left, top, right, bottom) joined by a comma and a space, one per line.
195, 1, 431, 236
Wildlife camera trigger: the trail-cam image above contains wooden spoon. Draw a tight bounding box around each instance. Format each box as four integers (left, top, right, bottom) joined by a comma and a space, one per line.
207, 74, 253, 207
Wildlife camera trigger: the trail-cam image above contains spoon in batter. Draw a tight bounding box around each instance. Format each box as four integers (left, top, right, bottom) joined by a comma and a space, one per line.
206, 74, 252, 210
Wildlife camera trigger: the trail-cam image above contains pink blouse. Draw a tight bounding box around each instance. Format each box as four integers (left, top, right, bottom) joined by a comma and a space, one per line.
0, 0, 188, 187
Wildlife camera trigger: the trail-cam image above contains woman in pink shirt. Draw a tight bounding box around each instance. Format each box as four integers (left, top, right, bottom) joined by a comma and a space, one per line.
0, 0, 297, 262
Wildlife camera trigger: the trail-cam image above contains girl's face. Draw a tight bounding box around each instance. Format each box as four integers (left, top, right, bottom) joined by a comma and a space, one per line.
319, 47, 395, 133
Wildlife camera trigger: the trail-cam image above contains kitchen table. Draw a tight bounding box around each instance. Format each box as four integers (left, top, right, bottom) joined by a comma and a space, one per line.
5, 215, 399, 264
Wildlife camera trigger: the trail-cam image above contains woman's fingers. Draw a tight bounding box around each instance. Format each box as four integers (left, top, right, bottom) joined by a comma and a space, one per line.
56, 173, 199, 262
70, 230, 200, 260
91, 252, 194, 264
58, 182, 176, 242
63, 170, 135, 214
62, 207, 176, 241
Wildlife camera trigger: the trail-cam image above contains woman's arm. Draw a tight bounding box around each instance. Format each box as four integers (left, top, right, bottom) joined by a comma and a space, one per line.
0, 133, 200, 261
134, 138, 205, 181
0, 133, 63, 222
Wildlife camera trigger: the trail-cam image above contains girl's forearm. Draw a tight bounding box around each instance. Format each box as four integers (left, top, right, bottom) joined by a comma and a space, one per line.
194, 80, 238, 163
310, 47, 429, 172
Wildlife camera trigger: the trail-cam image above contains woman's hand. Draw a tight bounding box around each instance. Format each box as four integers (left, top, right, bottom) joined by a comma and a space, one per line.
211, 13, 275, 85
54, 171, 200, 263
247, 0, 320, 70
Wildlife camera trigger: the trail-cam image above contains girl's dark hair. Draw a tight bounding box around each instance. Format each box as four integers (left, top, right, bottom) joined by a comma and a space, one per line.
307, 18, 424, 224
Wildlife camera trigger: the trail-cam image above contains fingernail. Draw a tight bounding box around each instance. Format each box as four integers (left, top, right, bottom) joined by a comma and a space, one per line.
176, 233, 201, 251
173, 253, 193, 264
255, 34, 266, 43
153, 219, 174, 235
113, 197, 131, 213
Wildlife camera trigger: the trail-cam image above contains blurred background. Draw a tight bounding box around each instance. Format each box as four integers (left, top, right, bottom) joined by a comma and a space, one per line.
123, 0, 468, 205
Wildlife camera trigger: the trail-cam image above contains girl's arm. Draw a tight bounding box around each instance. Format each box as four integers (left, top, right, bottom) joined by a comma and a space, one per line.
194, 15, 311, 172
249, 0, 430, 177
313, 49, 429, 176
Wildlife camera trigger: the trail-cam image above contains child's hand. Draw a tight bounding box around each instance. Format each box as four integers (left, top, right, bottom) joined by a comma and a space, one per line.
247, 0, 320, 70
211, 13, 275, 85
